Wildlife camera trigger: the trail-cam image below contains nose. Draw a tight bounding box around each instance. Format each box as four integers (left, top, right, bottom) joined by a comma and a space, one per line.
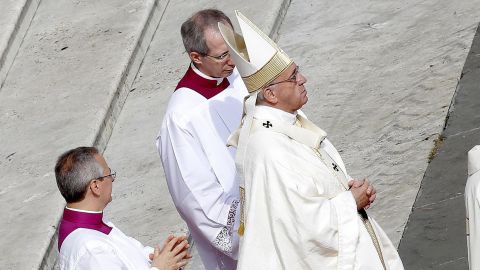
297, 72, 307, 85
226, 56, 235, 66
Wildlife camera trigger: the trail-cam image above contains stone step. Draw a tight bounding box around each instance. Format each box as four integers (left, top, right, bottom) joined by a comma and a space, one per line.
0, 0, 169, 268
0, 0, 41, 88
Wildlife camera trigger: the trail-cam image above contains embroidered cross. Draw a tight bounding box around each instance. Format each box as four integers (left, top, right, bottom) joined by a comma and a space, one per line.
332, 163, 339, 171
263, 121, 272, 128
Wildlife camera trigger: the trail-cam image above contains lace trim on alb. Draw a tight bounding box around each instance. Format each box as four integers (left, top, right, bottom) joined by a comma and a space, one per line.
212, 200, 239, 255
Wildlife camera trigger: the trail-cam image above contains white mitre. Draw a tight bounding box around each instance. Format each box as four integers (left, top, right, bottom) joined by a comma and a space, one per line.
218, 11, 293, 93
468, 145, 480, 176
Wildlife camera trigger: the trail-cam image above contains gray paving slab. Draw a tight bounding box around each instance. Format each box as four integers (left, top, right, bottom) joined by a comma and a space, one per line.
277, 0, 480, 246
0, 0, 41, 88
102, 1, 290, 269
0, 0, 24, 51
443, 29, 480, 137
0, 0, 168, 268
398, 132, 480, 269
399, 24, 480, 269
399, 195, 469, 269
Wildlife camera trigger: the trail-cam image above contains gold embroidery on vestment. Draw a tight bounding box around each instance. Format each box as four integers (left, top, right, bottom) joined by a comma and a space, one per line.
238, 187, 246, 236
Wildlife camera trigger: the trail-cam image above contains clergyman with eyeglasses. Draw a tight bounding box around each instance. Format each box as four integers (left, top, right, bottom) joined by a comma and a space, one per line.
54, 146, 191, 270
155, 9, 248, 270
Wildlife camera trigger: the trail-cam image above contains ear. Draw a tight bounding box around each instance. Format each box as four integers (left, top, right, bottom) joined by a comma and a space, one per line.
190, 52, 203, 65
89, 180, 102, 197
262, 87, 278, 104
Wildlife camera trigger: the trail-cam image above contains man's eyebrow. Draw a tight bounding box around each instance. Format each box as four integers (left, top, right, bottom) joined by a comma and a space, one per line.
289, 66, 298, 77
217, 50, 229, 56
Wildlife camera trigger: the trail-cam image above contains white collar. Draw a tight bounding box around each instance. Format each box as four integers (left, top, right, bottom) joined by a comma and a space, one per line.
255, 105, 297, 124
66, 206, 103, 214
191, 63, 224, 86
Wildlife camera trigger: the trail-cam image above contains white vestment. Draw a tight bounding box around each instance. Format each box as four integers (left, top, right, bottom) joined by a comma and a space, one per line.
465, 145, 480, 270
157, 65, 248, 270
234, 106, 404, 270
59, 222, 154, 270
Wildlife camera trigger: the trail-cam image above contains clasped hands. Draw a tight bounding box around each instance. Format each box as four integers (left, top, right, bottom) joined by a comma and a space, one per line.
349, 178, 376, 210
149, 235, 192, 270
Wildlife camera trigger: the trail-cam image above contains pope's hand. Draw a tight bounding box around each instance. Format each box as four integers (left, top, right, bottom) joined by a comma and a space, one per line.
350, 179, 374, 210
348, 178, 376, 209
365, 179, 376, 209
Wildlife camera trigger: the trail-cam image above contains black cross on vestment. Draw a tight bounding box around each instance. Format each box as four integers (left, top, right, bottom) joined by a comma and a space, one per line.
263, 121, 272, 128
332, 163, 339, 171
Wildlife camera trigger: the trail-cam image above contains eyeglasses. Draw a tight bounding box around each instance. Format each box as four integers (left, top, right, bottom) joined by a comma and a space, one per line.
268, 66, 300, 87
203, 51, 230, 62
95, 169, 116, 182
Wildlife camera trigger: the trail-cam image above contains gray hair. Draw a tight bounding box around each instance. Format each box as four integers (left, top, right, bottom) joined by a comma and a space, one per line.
180, 9, 233, 55
256, 89, 266, 104
54, 147, 103, 203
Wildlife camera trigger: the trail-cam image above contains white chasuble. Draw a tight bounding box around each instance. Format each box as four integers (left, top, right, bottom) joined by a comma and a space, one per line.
60, 225, 154, 270
157, 66, 248, 270
234, 106, 404, 270
466, 145, 480, 270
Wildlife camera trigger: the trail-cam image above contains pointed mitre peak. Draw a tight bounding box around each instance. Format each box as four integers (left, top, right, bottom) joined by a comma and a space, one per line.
468, 145, 480, 176
218, 11, 293, 92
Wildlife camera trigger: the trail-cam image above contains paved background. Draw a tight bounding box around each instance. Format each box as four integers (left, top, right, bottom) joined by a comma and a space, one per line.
0, 0, 479, 269
399, 24, 480, 269
0, 0, 41, 87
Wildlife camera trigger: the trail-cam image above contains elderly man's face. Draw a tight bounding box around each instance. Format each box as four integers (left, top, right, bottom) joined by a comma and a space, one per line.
269, 63, 308, 113
200, 27, 236, 78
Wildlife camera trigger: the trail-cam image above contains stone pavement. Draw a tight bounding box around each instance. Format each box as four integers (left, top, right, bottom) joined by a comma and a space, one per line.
0, 0, 41, 87
0, 0, 479, 269
399, 24, 480, 269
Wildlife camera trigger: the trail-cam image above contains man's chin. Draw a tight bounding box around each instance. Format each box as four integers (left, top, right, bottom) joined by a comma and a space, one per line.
303, 96, 309, 105
224, 70, 234, 76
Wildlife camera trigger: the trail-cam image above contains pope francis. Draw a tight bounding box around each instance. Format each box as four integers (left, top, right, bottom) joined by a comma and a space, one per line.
219, 11, 405, 270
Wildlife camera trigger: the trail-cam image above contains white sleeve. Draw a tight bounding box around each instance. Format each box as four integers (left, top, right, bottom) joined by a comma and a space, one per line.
76, 247, 128, 270
126, 235, 154, 262
157, 114, 238, 258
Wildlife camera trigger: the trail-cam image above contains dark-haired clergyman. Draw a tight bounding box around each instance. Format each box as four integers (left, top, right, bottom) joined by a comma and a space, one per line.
55, 146, 191, 270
